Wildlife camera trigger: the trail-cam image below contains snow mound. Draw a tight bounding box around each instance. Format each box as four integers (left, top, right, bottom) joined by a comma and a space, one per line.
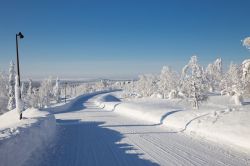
49, 90, 119, 114
0, 108, 56, 166
99, 94, 121, 102
94, 93, 121, 110
95, 93, 250, 152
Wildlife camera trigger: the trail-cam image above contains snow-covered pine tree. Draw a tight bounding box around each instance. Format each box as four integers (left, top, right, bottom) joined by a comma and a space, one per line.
27, 79, 33, 96
0, 70, 8, 114
39, 77, 53, 108
30, 88, 40, 108
7, 61, 16, 110
21, 82, 26, 96
53, 77, 61, 103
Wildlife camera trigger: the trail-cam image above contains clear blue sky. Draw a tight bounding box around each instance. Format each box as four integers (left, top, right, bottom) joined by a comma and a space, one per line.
0, 0, 249, 80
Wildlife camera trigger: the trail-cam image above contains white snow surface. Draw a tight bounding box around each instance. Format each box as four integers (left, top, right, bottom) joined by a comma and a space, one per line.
1, 91, 250, 166
95, 92, 250, 153
23, 92, 250, 166
0, 108, 56, 166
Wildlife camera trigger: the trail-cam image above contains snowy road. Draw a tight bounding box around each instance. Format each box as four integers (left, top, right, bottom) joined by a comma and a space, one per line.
24, 93, 250, 166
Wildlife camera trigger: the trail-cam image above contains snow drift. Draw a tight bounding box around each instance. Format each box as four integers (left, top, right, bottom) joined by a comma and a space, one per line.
95, 93, 250, 152
0, 108, 56, 166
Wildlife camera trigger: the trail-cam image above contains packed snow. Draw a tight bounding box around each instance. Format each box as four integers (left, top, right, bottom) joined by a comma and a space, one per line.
0, 108, 56, 166
23, 92, 250, 166
95, 92, 250, 153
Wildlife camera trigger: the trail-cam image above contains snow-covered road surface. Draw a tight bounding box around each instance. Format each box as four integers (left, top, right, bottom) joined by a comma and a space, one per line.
24, 93, 250, 166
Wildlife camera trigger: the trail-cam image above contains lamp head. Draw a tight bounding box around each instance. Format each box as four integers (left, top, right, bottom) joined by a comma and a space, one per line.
18, 32, 24, 39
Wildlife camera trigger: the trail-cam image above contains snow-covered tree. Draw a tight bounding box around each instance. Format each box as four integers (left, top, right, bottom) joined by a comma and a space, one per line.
220, 62, 244, 105
0, 70, 8, 114
158, 66, 179, 98
7, 61, 16, 110
53, 77, 61, 103
242, 37, 250, 50
29, 88, 40, 108
15, 75, 23, 119
241, 59, 250, 97
241, 36, 250, 97
21, 82, 26, 96
242, 59, 250, 81
27, 79, 33, 96
205, 58, 223, 92
39, 77, 54, 108
181, 56, 208, 109
134, 74, 159, 97
220, 63, 242, 95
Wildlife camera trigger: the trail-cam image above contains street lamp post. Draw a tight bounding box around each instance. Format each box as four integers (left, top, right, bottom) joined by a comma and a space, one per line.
16, 32, 24, 120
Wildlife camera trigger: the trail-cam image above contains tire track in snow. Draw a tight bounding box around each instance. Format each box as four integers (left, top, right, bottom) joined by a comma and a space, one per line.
24, 93, 250, 166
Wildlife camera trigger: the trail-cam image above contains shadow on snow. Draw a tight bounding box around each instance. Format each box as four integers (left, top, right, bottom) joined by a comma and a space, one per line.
25, 120, 159, 166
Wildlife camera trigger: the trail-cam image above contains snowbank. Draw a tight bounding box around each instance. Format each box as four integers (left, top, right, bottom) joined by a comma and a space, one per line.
0, 108, 56, 166
49, 90, 120, 114
95, 93, 250, 152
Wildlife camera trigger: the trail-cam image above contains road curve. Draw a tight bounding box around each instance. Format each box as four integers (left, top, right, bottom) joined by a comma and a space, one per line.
24, 93, 250, 166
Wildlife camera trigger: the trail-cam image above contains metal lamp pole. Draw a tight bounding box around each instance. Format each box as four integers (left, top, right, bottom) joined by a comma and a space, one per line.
16, 32, 24, 120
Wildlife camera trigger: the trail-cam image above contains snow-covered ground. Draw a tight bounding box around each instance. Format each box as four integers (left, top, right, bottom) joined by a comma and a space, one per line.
23, 92, 250, 166
0, 108, 56, 166
1, 92, 250, 166
95, 92, 250, 153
